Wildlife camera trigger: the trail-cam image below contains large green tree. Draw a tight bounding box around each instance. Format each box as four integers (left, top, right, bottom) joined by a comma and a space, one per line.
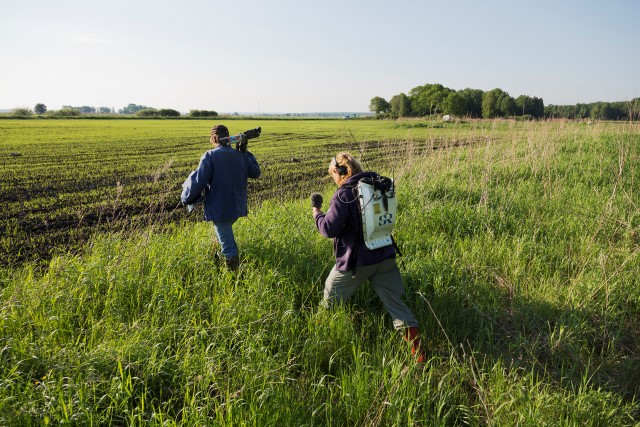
499, 95, 516, 116
389, 93, 412, 118
515, 95, 530, 116
482, 89, 501, 118
158, 109, 180, 117
369, 96, 390, 115
34, 103, 47, 114
530, 97, 545, 118
409, 83, 452, 116
443, 92, 467, 116
515, 95, 545, 118
482, 88, 514, 118
458, 88, 484, 117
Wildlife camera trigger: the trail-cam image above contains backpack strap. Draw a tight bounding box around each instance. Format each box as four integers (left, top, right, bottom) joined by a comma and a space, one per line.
345, 184, 359, 278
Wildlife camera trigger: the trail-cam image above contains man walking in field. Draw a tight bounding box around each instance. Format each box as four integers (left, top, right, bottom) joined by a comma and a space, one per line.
181, 124, 261, 270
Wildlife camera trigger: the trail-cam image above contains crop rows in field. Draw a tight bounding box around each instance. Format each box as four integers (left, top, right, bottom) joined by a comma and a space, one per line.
1, 119, 491, 267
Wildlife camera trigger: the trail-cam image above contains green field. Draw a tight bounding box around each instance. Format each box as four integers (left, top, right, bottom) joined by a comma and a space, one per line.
1, 118, 639, 425
1, 118, 488, 267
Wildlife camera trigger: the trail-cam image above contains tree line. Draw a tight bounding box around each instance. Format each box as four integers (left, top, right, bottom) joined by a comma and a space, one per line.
8, 103, 219, 118
370, 83, 640, 121
545, 100, 640, 121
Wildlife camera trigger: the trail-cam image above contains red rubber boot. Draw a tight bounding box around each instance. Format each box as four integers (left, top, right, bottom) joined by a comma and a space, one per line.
405, 326, 426, 364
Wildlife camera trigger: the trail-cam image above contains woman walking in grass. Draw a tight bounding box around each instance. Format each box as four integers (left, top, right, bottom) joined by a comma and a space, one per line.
311, 152, 426, 363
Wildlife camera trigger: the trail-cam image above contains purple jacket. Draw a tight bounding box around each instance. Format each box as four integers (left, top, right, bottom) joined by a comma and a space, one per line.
314, 172, 396, 271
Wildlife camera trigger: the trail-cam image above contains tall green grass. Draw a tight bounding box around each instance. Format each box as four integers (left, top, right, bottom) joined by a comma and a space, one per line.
1, 120, 638, 425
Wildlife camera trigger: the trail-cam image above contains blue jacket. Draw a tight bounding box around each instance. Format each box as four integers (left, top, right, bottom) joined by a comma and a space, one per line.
314, 172, 396, 271
181, 146, 261, 222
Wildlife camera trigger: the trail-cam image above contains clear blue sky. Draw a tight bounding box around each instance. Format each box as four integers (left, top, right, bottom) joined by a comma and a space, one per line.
2, 0, 639, 113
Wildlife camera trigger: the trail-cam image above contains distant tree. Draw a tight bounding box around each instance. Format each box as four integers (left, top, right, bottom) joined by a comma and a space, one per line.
515, 95, 530, 116
369, 96, 390, 115
389, 93, 412, 118
610, 103, 625, 120
408, 87, 429, 116
158, 108, 180, 117
61, 105, 93, 114
574, 103, 590, 119
34, 103, 47, 114
443, 92, 467, 117
543, 105, 555, 118
189, 109, 218, 117
56, 107, 81, 117
589, 103, 605, 120
499, 95, 516, 116
12, 107, 33, 116
548, 104, 576, 119
482, 88, 513, 118
530, 97, 544, 118
602, 102, 625, 120
457, 88, 483, 117
482, 89, 501, 118
135, 108, 159, 117
119, 104, 147, 114
546, 100, 633, 121
98, 107, 113, 114
409, 83, 452, 116
514, 95, 544, 118
628, 98, 640, 121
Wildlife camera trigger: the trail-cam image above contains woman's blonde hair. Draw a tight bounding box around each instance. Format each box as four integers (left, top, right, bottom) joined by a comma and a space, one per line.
329, 152, 364, 183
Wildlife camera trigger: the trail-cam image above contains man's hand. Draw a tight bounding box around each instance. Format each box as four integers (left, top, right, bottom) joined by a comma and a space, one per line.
238, 136, 248, 152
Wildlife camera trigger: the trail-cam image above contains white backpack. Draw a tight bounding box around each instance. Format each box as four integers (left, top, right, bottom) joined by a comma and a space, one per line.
356, 176, 398, 250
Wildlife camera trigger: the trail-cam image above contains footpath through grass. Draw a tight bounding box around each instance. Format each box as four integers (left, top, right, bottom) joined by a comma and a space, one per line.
1, 120, 639, 425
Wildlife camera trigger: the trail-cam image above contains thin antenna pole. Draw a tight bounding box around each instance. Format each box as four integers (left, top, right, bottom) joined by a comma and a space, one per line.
346, 128, 371, 172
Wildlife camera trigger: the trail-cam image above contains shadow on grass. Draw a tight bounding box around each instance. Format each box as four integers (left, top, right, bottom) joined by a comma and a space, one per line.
402, 268, 640, 403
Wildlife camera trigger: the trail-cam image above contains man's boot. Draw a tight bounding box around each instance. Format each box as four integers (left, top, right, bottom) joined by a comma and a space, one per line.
225, 255, 240, 271
404, 326, 426, 363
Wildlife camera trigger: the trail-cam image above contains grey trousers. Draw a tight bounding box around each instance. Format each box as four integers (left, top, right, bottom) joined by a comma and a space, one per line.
323, 258, 419, 330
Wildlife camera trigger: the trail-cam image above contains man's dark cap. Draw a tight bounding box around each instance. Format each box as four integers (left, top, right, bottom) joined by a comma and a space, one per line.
211, 124, 229, 137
